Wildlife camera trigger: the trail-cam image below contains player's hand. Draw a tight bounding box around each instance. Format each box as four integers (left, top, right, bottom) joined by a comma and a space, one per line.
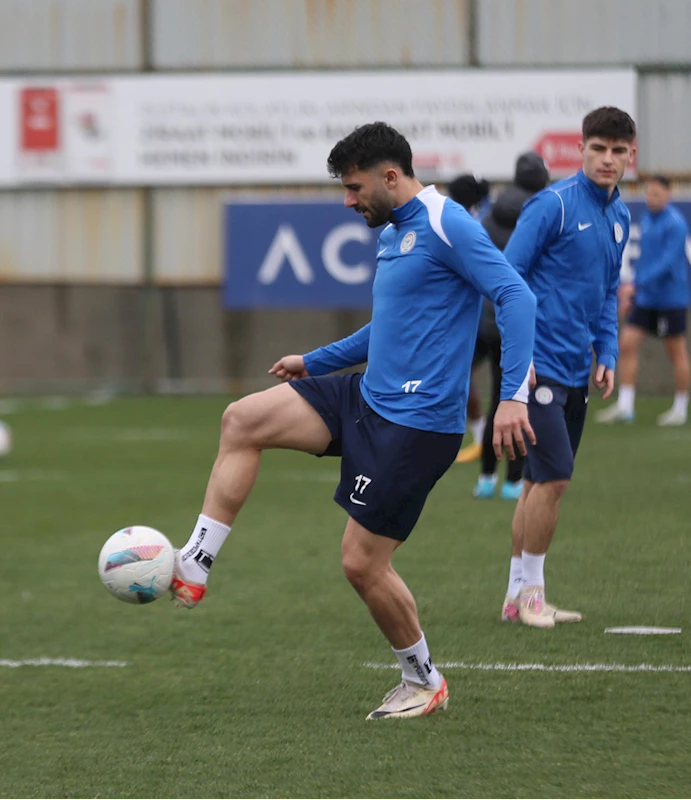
492, 400, 536, 461
529, 363, 537, 389
593, 365, 615, 399
268, 355, 309, 382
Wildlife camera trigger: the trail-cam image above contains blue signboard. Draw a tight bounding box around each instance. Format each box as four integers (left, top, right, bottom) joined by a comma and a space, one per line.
223, 197, 691, 309
223, 200, 375, 308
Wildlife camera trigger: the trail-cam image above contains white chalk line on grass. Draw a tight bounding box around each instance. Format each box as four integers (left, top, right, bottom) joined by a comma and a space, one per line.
0, 658, 129, 668
362, 661, 691, 673
0, 470, 68, 483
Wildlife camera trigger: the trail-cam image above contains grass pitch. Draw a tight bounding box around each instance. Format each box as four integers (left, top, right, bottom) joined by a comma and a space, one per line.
0, 394, 689, 798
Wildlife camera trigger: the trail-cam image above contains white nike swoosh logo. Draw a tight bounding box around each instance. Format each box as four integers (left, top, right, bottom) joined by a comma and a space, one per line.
578, 222, 593, 231
349, 493, 367, 506
377, 249, 387, 257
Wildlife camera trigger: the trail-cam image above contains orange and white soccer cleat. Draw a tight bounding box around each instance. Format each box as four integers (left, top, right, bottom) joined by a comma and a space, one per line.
366, 676, 449, 720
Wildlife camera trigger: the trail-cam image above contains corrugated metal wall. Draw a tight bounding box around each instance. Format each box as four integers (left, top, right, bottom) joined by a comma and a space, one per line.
151, 0, 470, 68
0, 0, 143, 72
0, 190, 143, 282
638, 73, 691, 175
476, 0, 691, 66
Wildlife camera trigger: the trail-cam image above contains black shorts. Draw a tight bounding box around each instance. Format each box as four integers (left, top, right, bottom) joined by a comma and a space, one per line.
289, 373, 462, 541
523, 377, 588, 484
627, 304, 687, 338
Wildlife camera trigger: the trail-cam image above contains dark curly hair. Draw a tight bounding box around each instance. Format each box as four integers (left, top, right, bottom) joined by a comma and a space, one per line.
582, 107, 636, 142
327, 122, 415, 178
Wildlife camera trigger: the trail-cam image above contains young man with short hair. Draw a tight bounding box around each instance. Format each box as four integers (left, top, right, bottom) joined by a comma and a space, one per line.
501, 107, 636, 628
596, 174, 690, 426
170, 122, 537, 718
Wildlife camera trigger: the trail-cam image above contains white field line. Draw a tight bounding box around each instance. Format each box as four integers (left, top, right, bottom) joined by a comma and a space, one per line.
0, 658, 129, 668
362, 661, 691, 673
0, 470, 68, 483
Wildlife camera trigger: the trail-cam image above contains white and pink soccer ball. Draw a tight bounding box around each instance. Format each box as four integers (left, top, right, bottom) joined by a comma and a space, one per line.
98, 526, 175, 604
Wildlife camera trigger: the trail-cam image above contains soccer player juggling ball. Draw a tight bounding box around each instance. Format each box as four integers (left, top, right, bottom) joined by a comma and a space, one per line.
171, 122, 537, 719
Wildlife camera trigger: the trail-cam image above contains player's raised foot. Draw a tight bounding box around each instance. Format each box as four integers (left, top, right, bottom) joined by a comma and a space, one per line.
518, 585, 555, 628
366, 676, 449, 720
595, 404, 634, 424
657, 408, 687, 427
455, 442, 482, 464
169, 550, 207, 609
473, 474, 497, 499
500, 479, 524, 501
501, 596, 520, 622
545, 601, 583, 623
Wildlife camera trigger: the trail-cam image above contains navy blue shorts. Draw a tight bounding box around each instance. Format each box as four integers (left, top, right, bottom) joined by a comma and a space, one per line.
523, 377, 588, 484
288, 373, 462, 541
627, 304, 687, 338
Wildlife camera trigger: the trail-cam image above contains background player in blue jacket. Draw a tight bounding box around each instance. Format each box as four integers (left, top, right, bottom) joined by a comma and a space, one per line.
596, 175, 690, 426
170, 122, 537, 720
500, 107, 636, 628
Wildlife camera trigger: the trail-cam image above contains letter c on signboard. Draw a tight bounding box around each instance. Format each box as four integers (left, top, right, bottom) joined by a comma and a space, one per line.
321, 223, 373, 285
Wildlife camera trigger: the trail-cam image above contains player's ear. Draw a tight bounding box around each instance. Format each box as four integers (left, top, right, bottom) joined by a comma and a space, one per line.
384, 167, 398, 188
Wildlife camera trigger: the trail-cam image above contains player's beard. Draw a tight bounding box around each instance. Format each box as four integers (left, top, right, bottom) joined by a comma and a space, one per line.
360, 189, 395, 228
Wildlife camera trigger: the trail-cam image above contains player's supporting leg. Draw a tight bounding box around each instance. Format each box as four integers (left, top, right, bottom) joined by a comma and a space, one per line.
340, 518, 448, 720
171, 383, 332, 607
596, 324, 645, 423
658, 333, 690, 426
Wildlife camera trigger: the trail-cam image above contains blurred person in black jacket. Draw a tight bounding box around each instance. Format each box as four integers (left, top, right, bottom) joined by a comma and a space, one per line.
446, 173, 492, 463
473, 152, 549, 500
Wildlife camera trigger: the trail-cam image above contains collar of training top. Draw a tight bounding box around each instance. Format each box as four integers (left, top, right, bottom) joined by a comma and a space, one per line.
577, 168, 620, 207
390, 185, 436, 224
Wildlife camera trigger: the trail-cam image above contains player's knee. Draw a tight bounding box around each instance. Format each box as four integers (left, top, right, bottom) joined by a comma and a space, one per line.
220, 399, 260, 449
341, 551, 375, 593
541, 479, 570, 501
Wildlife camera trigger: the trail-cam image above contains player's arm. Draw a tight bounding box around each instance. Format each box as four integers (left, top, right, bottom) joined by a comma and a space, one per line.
503, 191, 564, 279
303, 323, 371, 375
593, 225, 628, 399
637, 216, 688, 287
440, 211, 537, 458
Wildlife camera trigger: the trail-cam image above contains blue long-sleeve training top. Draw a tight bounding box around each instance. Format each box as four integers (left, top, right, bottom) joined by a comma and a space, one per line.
634, 204, 690, 310
302, 185, 536, 434
504, 169, 630, 387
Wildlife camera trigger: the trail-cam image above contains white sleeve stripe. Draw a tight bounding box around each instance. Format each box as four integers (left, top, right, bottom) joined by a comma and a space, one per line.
549, 189, 566, 236
511, 365, 532, 404
417, 188, 452, 247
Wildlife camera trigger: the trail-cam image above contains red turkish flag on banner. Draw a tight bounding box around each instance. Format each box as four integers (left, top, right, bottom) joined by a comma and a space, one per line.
20, 87, 59, 152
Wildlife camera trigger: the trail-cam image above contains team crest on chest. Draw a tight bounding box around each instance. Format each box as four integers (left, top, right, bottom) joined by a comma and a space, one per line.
613, 222, 624, 243
400, 231, 416, 253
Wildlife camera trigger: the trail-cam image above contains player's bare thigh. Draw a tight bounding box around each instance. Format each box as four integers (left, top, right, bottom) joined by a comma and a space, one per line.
221, 381, 332, 454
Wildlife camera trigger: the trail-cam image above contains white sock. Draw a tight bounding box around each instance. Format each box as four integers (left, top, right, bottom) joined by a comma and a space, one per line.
618, 385, 635, 414
178, 514, 231, 584
469, 416, 486, 444
392, 633, 442, 689
507, 556, 523, 599
480, 473, 498, 484
522, 551, 546, 588
673, 391, 689, 417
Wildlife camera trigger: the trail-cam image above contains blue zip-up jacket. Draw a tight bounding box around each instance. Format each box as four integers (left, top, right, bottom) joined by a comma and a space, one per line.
634, 204, 690, 310
302, 186, 536, 434
504, 170, 630, 387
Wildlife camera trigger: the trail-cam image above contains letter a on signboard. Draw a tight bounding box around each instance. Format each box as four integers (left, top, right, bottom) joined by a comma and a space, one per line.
257, 225, 314, 285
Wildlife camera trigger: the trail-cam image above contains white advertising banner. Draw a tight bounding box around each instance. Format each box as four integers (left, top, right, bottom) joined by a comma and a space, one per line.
0, 69, 637, 186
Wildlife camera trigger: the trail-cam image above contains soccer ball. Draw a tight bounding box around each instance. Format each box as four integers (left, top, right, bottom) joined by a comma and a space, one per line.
98, 526, 175, 604
0, 420, 12, 458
